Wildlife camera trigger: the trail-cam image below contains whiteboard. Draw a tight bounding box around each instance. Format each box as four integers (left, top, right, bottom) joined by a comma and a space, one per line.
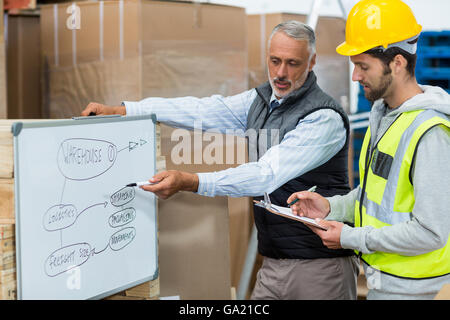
12, 115, 158, 300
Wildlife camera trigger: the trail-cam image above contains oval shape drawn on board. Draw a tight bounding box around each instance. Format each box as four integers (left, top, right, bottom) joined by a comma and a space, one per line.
108, 208, 136, 228
110, 186, 135, 207
43, 204, 78, 231
44, 242, 91, 277
57, 138, 117, 180
109, 227, 136, 251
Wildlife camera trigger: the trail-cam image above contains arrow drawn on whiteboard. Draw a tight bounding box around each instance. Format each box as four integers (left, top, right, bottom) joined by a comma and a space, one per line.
43, 201, 108, 232
76, 201, 108, 219
129, 141, 139, 151
93, 242, 109, 255
93, 227, 136, 255
118, 139, 147, 153
118, 141, 138, 152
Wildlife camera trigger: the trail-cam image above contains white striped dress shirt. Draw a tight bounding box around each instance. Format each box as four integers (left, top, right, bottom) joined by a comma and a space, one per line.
123, 88, 347, 198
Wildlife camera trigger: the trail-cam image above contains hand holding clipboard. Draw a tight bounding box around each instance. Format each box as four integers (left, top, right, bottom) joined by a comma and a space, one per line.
254, 191, 328, 230
256, 191, 347, 250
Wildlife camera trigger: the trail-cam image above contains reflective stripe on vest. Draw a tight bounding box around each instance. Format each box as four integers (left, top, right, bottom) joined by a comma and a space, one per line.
356, 109, 450, 279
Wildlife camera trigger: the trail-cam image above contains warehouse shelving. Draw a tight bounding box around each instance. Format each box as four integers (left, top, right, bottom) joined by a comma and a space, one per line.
416, 31, 450, 93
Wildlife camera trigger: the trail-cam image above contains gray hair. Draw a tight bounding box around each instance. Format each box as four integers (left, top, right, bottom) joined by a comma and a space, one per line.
268, 20, 316, 59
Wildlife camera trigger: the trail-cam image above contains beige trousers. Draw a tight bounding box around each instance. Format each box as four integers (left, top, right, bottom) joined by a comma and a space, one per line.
251, 255, 359, 300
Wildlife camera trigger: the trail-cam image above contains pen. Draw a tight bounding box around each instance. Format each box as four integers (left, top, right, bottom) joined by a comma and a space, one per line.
126, 181, 158, 187
288, 185, 317, 207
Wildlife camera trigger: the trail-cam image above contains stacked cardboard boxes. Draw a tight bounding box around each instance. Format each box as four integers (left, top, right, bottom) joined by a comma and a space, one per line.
40, 0, 247, 118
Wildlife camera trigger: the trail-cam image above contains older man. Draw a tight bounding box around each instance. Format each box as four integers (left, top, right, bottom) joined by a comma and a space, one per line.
82, 21, 358, 300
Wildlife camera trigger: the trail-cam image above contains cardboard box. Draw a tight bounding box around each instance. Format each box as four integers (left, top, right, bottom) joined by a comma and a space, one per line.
247, 13, 349, 112
40, 0, 248, 118
40, 0, 249, 299
6, 13, 42, 119
160, 126, 251, 299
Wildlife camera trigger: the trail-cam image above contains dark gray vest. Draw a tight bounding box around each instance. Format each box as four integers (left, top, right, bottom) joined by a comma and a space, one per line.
248, 71, 353, 259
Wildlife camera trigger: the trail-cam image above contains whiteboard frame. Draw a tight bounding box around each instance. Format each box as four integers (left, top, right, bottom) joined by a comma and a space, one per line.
12, 114, 158, 300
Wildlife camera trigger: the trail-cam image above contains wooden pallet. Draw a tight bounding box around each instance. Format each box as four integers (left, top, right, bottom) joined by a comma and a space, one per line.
0, 223, 15, 300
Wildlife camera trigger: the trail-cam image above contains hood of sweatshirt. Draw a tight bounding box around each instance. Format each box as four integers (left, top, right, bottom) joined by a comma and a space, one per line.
368, 85, 450, 145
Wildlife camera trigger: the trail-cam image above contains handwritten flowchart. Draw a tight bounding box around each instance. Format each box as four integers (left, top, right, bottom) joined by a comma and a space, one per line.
42, 137, 147, 278
14, 116, 157, 299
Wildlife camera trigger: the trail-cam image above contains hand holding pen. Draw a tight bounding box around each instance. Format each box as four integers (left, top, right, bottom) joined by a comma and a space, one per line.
286, 186, 331, 220
125, 170, 199, 200
287, 185, 317, 207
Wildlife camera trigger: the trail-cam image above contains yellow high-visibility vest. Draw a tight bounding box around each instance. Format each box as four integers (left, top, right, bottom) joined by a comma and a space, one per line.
356, 109, 450, 279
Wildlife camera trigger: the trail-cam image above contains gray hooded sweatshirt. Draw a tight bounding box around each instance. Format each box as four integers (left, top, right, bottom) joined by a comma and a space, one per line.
326, 85, 450, 300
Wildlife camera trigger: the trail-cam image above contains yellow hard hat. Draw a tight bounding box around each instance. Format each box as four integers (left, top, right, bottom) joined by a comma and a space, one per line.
337, 0, 422, 56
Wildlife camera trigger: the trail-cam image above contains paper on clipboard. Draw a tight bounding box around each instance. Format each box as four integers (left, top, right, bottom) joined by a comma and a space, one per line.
253, 200, 328, 230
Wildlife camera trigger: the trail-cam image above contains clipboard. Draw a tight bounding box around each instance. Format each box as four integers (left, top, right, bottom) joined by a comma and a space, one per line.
253, 200, 328, 231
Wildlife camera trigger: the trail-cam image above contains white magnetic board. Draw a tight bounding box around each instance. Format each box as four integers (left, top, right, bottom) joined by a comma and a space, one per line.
12, 115, 158, 299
